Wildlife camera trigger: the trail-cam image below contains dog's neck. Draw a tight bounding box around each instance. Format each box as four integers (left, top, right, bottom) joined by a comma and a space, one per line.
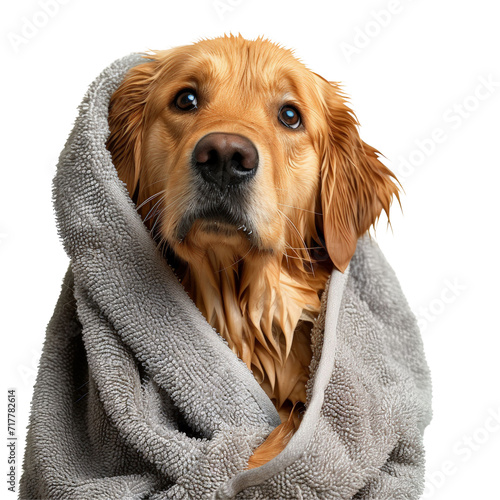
173, 248, 331, 416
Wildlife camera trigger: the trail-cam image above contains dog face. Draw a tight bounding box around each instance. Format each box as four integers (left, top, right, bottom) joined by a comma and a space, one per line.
107, 35, 399, 273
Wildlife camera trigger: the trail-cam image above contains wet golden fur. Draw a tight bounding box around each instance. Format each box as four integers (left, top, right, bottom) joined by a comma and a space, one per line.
106, 35, 399, 468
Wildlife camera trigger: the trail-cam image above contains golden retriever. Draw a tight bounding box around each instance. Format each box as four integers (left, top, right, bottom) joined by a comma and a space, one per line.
106, 35, 399, 469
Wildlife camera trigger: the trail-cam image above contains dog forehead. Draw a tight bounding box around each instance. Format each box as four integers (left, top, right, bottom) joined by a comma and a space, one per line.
172, 37, 311, 94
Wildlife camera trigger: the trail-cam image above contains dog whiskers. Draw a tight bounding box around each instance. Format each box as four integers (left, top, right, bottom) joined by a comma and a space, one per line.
154, 234, 171, 265
140, 177, 172, 191
150, 206, 167, 235
277, 202, 322, 216
277, 209, 314, 276
286, 246, 323, 250
218, 247, 253, 273
284, 243, 302, 261
75, 392, 89, 403
143, 192, 187, 236
75, 380, 89, 390
281, 252, 308, 261
149, 192, 188, 239
136, 190, 166, 211
143, 197, 165, 223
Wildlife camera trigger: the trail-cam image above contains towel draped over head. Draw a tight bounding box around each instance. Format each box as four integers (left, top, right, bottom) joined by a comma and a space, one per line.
20, 54, 432, 500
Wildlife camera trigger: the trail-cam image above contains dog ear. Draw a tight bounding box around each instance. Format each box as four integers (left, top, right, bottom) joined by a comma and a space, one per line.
106, 57, 158, 197
318, 80, 400, 272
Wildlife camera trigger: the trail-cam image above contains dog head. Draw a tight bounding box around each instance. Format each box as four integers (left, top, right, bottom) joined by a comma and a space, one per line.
107, 35, 399, 272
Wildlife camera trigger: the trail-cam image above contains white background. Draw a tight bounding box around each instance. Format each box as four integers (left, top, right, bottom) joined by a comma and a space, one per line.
1, 0, 499, 498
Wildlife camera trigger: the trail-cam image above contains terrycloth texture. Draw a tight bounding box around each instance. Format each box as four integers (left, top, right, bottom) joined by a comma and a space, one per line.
20, 54, 432, 500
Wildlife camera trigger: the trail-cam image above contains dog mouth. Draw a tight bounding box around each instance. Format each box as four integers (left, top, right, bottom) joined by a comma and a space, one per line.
176, 203, 256, 243
196, 219, 253, 237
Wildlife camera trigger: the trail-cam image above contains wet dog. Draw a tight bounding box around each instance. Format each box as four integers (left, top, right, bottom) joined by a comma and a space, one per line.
106, 35, 399, 468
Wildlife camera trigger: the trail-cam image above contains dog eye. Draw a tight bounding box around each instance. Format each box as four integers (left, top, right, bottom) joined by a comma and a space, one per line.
278, 105, 301, 129
175, 89, 198, 111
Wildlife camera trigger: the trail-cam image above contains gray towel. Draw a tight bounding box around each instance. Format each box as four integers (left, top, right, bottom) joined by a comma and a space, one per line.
20, 54, 432, 500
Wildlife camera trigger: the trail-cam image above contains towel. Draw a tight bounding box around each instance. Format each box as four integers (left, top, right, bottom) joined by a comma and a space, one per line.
20, 54, 432, 500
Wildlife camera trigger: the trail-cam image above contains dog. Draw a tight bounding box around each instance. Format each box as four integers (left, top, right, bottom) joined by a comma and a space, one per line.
106, 35, 399, 469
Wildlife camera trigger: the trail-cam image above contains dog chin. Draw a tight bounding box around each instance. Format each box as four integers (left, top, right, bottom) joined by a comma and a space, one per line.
196, 219, 247, 237
172, 206, 278, 257
171, 212, 254, 252
177, 204, 254, 239
189, 220, 250, 247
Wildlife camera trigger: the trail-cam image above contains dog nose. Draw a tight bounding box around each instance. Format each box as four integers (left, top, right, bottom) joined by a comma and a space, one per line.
192, 133, 258, 187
